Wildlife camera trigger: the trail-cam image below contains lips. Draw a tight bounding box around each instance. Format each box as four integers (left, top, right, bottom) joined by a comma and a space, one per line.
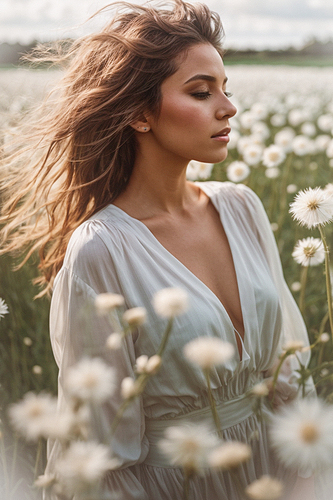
211, 127, 231, 138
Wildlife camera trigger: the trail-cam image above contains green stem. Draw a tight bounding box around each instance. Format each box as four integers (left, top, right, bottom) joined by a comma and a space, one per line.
298, 265, 309, 315
34, 438, 43, 480
204, 369, 222, 439
157, 318, 174, 356
318, 225, 333, 340
183, 470, 191, 500
271, 352, 289, 406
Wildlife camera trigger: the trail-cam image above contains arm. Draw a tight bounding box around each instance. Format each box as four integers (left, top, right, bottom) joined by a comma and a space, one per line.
45, 224, 149, 500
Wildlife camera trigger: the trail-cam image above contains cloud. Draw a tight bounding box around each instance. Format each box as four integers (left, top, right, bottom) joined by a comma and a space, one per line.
0, 0, 332, 48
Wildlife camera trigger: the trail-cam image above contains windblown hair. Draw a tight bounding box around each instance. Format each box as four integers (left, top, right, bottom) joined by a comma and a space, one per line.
0, 0, 225, 295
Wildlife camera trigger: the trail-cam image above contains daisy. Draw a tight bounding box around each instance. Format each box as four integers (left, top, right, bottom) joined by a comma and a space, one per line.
8, 392, 58, 441
226, 161, 250, 183
65, 357, 116, 404
158, 422, 219, 472
292, 237, 325, 266
274, 128, 295, 153
289, 187, 333, 228
0, 298, 9, 319
95, 293, 125, 315
243, 144, 263, 166
152, 287, 189, 318
262, 145, 286, 168
245, 475, 284, 500
292, 135, 312, 156
270, 398, 333, 471
208, 441, 251, 470
122, 307, 147, 327
56, 440, 118, 495
183, 336, 235, 370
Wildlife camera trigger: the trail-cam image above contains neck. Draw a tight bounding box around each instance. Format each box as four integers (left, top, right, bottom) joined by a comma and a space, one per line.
114, 143, 199, 218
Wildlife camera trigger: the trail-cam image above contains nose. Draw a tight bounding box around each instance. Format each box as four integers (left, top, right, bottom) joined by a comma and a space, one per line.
216, 95, 237, 120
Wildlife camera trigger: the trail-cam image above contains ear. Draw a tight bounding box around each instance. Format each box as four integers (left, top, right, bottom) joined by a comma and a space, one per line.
130, 118, 151, 133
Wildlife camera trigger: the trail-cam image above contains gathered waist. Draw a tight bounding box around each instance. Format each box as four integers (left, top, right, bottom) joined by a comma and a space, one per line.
143, 393, 255, 468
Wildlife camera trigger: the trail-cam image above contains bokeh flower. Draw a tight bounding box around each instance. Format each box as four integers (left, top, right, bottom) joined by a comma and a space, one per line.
0, 298, 9, 319
158, 423, 218, 472
152, 287, 189, 318
245, 475, 284, 500
65, 358, 116, 404
226, 161, 250, 183
183, 336, 235, 370
208, 441, 251, 470
95, 293, 125, 315
122, 307, 147, 327
262, 145, 286, 168
270, 398, 333, 471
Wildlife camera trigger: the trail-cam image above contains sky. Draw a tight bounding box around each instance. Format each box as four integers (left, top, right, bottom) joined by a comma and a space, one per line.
0, 0, 333, 50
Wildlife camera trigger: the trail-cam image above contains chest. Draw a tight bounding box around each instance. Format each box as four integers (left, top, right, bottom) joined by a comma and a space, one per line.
143, 203, 244, 335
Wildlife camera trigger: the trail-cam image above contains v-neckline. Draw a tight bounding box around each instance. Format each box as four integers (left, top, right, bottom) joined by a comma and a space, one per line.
109, 182, 246, 360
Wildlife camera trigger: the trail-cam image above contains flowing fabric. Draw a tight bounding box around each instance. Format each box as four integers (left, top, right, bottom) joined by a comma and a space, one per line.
46, 182, 312, 500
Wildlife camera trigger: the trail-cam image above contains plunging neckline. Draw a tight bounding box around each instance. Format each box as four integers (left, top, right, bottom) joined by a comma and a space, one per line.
109, 184, 246, 361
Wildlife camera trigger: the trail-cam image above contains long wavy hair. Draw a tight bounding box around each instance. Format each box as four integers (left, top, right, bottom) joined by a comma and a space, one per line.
0, 0, 225, 295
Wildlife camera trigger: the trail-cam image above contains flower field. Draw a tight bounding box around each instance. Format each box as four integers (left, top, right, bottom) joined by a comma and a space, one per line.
1, 64, 333, 499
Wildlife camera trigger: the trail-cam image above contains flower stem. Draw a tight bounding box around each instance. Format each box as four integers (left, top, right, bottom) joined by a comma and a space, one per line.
157, 318, 174, 356
183, 470, 191, 500
271, 352, 289, 406
318, 225, 333, 340
34, 437, 43, 480
298, 265, 309, 315
204, 369, 222, 439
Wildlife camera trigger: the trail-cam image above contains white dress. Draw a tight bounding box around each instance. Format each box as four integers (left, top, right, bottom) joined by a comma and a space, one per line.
47, 181, 311, 500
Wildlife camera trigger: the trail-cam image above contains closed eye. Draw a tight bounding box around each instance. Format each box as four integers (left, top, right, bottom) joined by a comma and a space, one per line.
190, 91, 212, 100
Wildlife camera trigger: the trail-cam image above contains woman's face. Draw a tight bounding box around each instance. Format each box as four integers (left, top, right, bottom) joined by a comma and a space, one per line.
146, 43, 237, 165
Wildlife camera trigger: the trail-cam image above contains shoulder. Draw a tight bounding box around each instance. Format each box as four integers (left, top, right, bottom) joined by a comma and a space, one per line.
197, 180, 263, 212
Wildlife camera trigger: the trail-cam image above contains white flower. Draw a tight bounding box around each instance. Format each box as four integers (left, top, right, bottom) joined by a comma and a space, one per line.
8, 392, 58, 441
250, 103, 268, 121
274, 127, 295, 153
292, 237, 325, 267
282, 340, 304, 352
122, 307, 147, 327
106, 332, 122, 350
243, 144, 263, 166
292, 135, 312, 156
326, 139, 333, 159
318, 114, 333, 132
0, 298, 9, 319
291, 281, 301, 292
240, 111, 257, 129
56, 441, 118, 495
320, 333, 330, 343
95, 293, 125, 315
245, 475, 284, 500
186, 161, 214, 181
301, 122, 316, 137
183, 336, 235, 370
324, 183, 333, 197
65, 358, 116, 404
152, 287, 189, 318
289, 187, 333, 228
270, 398, 333, 471
315, 135, 331, 151
208, 441, 251, 470
120, 377, 141, 399
158, 423, 218, 472
33, 365, 43, 375
286, 184, 298, 194
262, 145, 286, 168
270, 113, 286, 127
34, 473, 56, 489
270, 222, 278, 232
226, 161, 250, 183
250, 382, 269, 397
23, 337, 33, 346
135, 354, 162, 374
251, 121, 270, 140
265, 167, 280, 179
288, 108, 306, 127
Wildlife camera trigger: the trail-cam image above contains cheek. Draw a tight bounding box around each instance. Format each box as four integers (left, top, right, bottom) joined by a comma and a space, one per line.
160, 98, 206, 129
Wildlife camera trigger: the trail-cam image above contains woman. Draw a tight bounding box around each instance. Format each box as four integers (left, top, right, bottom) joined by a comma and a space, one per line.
0, 1, 315, 499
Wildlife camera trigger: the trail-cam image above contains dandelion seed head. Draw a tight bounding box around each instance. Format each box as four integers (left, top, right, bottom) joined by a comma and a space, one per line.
183, 337, 235, 370
226, 161, 250, 183
292, 237, 325, 267
95, 293, 125, 315
122, 307, 147, 327
0, 298, 9, 319
245, 475, 284, 500
152, 287, 189, 318
289, 187, 333, 228
208, 441, 251, 470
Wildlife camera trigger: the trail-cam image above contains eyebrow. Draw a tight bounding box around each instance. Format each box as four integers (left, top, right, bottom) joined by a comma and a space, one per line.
183, 74, 228, 85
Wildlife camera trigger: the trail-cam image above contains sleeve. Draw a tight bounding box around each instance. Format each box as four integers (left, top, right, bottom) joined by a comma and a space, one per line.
45, 226, 149, 500
237, 184, 316, 396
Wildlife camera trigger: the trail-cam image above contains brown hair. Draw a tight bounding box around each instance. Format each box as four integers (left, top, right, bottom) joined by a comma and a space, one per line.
0, 0, 225, 295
